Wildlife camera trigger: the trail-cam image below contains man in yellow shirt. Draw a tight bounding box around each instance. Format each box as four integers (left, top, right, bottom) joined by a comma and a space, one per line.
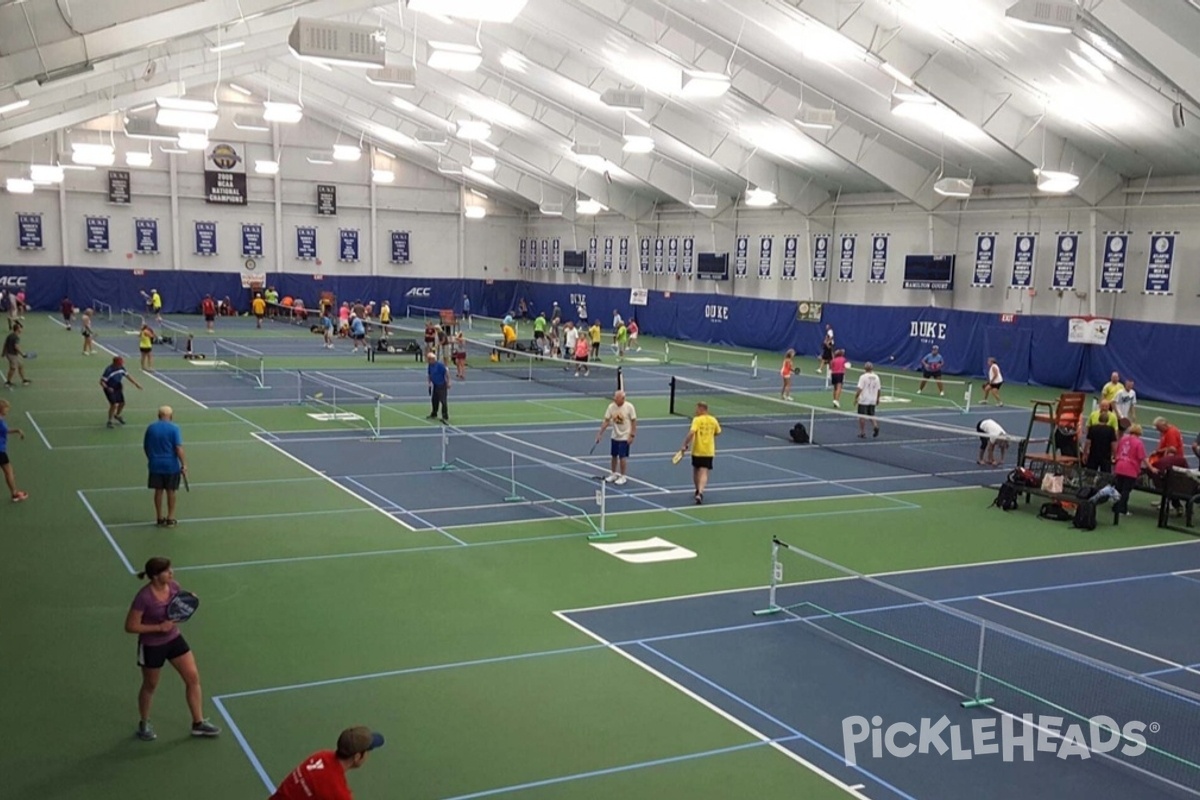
251, 293, 267, 329
588, 321, 602, 361
501, 321, 517, 359
681, 401, 721, 505
1100, 372, 1122, 405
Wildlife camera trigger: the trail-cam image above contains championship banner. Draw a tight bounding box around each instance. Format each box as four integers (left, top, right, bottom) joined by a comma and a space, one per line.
85, 216, 110, 253
618, 237, 629, 273
638, 237, 650, 273
869, 233, 889, 283
1011, 233, 1036, 288
782, 235, 798, 280
837, 234, 856, 282
204, 142, 246, 205
1068, 317, 1112, 346
653, 237, 665, 274
758, 235, 773, 279
1144, 232, 1177, 295
812, 234, 829, 281
391, 231, 411, 264
194, 221, 217, 256
519, 238, 527, 271
241, 224, 264, 258
667, 237, 679, 274
1100, 233, 1127, 293
972, 233, 996, 287
588, 237, 599, 271
552, 237, 560, 271
296, 226, 317, 261
540, 238, 549, 271
735, 235, 749, 278
682, 237, 694, 277
603, 237, 613, 273
317, 184, 337, 216
134, 219, 159, 255
1052, 232, 1079, 290
108, 170, 130, 205
338, 229, 360, 263
17, 213, 43, 250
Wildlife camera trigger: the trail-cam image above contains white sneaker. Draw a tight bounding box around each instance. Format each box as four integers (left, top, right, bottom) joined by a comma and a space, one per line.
614, 475, 628, 486
833, 400, 840, 409
604, 474, 617, 483
939, 391, 945, 397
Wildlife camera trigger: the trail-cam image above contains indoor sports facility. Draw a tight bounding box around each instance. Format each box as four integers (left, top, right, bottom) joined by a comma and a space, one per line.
4, 2, 1200, 799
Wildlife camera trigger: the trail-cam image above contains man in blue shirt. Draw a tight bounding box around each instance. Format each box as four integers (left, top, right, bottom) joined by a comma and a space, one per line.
101, 356, 143, 429
917, 345, 946, 397
349, 314, 366, 354
461, 294, 472, 329
426, 351, 450, 423
144, 406, 186, 527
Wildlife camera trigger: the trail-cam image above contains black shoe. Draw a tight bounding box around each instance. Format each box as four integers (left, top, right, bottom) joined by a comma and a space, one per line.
441, 418, 448, 424
21, 379, 30, 385
426, 414, 438, 419
873, 427, 880, 438
115, 415, 126, 425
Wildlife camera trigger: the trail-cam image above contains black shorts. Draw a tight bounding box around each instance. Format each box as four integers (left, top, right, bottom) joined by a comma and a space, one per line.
858, 404, 877, 417
830, 373, 845, 386
0, 451, 9, 467
204, 314, 215, 322
691, 456, 714, 470
82, 330, 91, 338
822, 346, 833, 360
575, 355, 589, 363
353, 333, 365, 341
148, 472, 182, 491
139, 347, 152, 354
62, 312, 72, 321
105, 388, 125, 405
534, 330, 545, 339
922, 370, 942, 379
976, 421, 989, 451
988, 381, 1004, 390
137, 634, 190, 669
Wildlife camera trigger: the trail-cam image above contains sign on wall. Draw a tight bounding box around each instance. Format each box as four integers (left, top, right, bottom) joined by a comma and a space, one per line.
1052, 232, 1079, 291
1100, 233, 1127, 293
653, 237, 664, 274
782, 235, 798, 281
1144, 231, 1177, 295
552, 237, 560, 271
666, 237, 678, 274
838, 234, 856, 282
734, 235, 749, 278
541, 238, 549, 270
339, 229, 359, 263
391, 231, 410, 264
108, 171, 130, 205
17, 213, 43, 250
519, 238, 527, 271
603, 237, 613, 273
296, 226, 317, 260
972, 233, 996, 288
639, 237, 650, 273
241, 224, 264, 258
317, 184, 337, 216
1011, 233, 1036, 288
134, 219, 159, 255
869, 233, 889, 283
589, 237, 599, 271
194, 221, 217, 256
85, 216, 110, 253
812, 234, 829, 281
204, 142, 246, 205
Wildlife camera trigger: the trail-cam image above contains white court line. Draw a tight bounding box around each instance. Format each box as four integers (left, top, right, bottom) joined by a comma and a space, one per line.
139, 367, 210, 410
343, 476, 467, 546
495, 431, 670, 494
106, 507, 376, 529
223, 406, 271, 435
24, 412, 52, 450
77, 490, 135, 574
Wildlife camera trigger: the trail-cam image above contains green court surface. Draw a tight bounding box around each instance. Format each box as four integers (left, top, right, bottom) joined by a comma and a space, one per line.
2, 313, 1197, 800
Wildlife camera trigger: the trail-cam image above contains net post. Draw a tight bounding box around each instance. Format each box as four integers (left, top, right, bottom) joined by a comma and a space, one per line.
587, 478, 616, 540
751, 354, 758, 379
963, 381, 973, 413
960, 623, 996, 708
668, 377, 677, 416
372, 396, 382, 440
255, 357, 267, 390
664, 341, 671, 364
430, 422, 454, 471
808, 406, 816, 442
753, 538, 784, 616
503, 452, 524, 502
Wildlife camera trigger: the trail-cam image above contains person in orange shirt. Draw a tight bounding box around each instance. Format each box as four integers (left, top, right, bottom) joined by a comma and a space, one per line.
270, 727, 384, 800
1150, 416, 1184, 468
779, 349, 795, 401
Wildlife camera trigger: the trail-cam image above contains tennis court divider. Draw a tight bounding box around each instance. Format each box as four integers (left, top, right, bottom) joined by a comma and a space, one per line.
212, 339, 269, 389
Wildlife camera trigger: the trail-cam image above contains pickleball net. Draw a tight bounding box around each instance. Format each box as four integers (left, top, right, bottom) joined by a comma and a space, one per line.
296, 371, 382, 438
664, 340, 759, 378
823, 364, 973, 412
669, 374, 1021, 487
213, 339, 268, 389
756, 537, 1200, 797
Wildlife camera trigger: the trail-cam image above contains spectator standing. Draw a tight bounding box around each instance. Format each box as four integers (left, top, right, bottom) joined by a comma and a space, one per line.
917, 345, 945, 397
780, 349, 796, 401
461, 294, 472, 329
101, 357, 143, 429
595, 390, 637, 485
1100, 372, 1123, 406
452, 333, 467, 380
589, 320, 602, 361
829, 349, 847, 409
349, 314, 366, 354
149, 289, 163, 323
3, 321, 31, 387
615, 321, 629, 360
201, 295, 216, 332
0, 398, 28, 502
426, 351, 449, 423
628, 319, 640, 352
321, 310, 335, 349
269, 727, 384, 800
138, 322, 155, 372
1113, 379, 1137, 422
573, 333, 591, 377
61, 296, 74, 330
251, 293, 266, 329
1082, 410, 1118, 473
379, 300, 392, 326
854, 362, 882, 439
81, 308, 95, 355
144, 406, 186, 527
1112, 424, 1150, 516
563, 322, 579, 365
533, 312, 548, 354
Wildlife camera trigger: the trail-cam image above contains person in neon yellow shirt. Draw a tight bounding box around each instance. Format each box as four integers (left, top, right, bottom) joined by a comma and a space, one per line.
681, 401, 721, 505
615, 322, 628, 359
1100, 372, 1122, 405
588, 321, 602, 361
139, 322, 155, 372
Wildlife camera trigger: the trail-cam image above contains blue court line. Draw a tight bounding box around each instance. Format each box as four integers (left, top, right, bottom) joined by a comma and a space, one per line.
341, 477, 468, 546
77, 490, 135, 574
636, 642, 916, 800
1141, 662, 1200, 678
440, 736, 803, 800
212, 696, 275, 793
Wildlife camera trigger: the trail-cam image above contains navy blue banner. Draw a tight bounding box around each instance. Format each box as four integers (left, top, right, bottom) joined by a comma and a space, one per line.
1011, 233, 1036, 288
588, 237, 598, 271
735, 235, 749, 278
682, 237, 694, 277
812, 234, 829, 281
838, 234, 856, 282
518, 238, 527, 271
194, 221, 217, 256
552, 238, 561, 271
619, 237, 629, 273
85, 216, 110, 253
869, 234, 888, 283
1144, 232, 1176, 295
667, 238, 679, 274
339, 229, 359, 263
296, 226, 317, 261
758, 236, 772, 279
391, 231, 410, 264
653, 237, 665, 274
1052, 233, 1078, 290
639, 237, 650, 273
603, 237, 613, 273
782, 235, 797, 281
973, 233, 996, 287
241, 224, 264, 258
1100, 233, 1127, 293
539, 238, 547, 271
17, 213, 43, 250
134, 219, 158, 255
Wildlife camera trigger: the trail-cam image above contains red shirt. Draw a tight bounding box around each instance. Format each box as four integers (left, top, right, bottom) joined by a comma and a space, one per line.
830, 355, 847, 375
270, 751, 353, 800
202, 298, 216, 316
1154, 425, 1184, 459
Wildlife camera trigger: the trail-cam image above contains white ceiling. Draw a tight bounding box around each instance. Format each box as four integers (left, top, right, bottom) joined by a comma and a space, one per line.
0, 0, 1198, 220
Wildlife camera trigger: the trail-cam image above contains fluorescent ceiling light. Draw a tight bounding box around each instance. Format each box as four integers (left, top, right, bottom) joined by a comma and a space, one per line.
470, 156, 496, 172
60, 164, 95, 171
210, 41, 245, 53
795, 105, 837, 130
35, 62, 93, 85
622, 134, 655, 154
306, 152, 334, 165
233, 114, 270, 132
539, 202, 563, 216
6, 178, 34, 194
126, 151, 153, 168
159, 146, 188, 155
744, 187, 776, 207
880, 62, 914, 87
499, 50, 528, 73
1004, 0, 1077, 33
177, 132, 209, 151
933, 176, 974, 198
1077, 42, 1114, 73
408, 0, 528, 23
0, 99, 30, 115
155, 97, 219, 130
366, 67, 416, 88
263, 102, 303, 123
71, 142, 116, 166
255, 159, 279, 175
428, 42, 483, 72
470, 188, 488, 199
455, 120, 491, 141
415, 128, 449, 146
1034, 168, 1079, 193
29, 164, 64, 183
229, 83, 253, 96
371, 168, 394, 183
600, 88, 645, 111
681, 70, 731, 98
688, 193, 718, 210
464, 206, 487, 219
332, 144, 362, 162
575, 198, 606, 215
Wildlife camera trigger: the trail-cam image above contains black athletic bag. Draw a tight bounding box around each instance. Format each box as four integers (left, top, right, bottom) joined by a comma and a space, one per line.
1072, 501, 1097, 531
992, 482, 1019, 511
1038, 502, 1073, 522
790, 423, 810, 444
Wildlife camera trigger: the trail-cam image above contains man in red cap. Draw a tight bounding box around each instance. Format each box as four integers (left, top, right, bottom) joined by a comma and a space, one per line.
100, 356, 142, 429
270, 726, 384, 800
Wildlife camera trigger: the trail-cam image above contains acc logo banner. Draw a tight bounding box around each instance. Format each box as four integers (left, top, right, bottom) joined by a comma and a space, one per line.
0, 275, 29, 288
405, 287, 431, 297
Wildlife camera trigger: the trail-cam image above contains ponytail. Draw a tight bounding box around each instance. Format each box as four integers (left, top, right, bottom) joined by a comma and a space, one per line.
138, 556, 171, 580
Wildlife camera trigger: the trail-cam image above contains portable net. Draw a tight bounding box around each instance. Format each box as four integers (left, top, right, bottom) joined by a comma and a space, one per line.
212, 339, 268, 389
296, 371, 382, 438
664, 341, 759, 378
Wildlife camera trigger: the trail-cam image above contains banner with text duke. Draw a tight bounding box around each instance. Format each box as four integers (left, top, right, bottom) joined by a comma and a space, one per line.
1144, 232, 1177, 295
17, 213, 43, 250
339, 229, 360, 263
1100, 233, 1128, 292
391, 231, 410, 264
296, 227, 317, 261
194, 222, 217, 256
85, 216, 110, 252
241, 224, 263, 258
134, 219, 158, 255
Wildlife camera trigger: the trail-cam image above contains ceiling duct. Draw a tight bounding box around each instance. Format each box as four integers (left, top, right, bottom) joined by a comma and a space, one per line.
288, 19, 386, 68
600, 88, 645, 111
366, 67, 417, 88
124, 117, 181, 142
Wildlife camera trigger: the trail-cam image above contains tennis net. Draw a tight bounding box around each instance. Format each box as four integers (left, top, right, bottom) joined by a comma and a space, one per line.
297, 371, 382, 438
669, 374, 1021, 487
159, 319, 191, 352
266, 301, 317, 326
213, 339, 268, 389
91, 299, 113, 323
665, 341, 758, 378
757, 537, 1200, 797
121, 308, 143, 331
825, 364, 973, 412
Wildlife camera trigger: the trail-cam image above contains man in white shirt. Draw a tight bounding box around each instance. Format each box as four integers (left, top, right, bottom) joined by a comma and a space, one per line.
595, 390, 638, 485
854, 362, 882, 438
563, 322, 579, 362
1113, 379, 1137, 421
976, 419, 1010, 466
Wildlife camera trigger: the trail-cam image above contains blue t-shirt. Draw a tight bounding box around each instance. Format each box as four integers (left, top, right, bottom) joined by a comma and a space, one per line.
923, 352, 944, 370
350, 317, 365, 336
144, 420, 182, 474
428, 361, 448, 386
102, 364, 128, 389
0, 417, 8, 454
462, 297, 471, 312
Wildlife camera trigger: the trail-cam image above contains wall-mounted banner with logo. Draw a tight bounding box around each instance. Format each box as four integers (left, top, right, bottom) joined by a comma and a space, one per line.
603, 237, 613, 273
317, 184, 337, 216
588, 237, 599, 271
552, 238, 560, 271
1052, 232, 1079, 290
134, 219, 159, 255
1144, 231, 1177, 295
972, 233, 996, 287
85, 216, 110, 253
204, 142, 246, 205
296, 226, 317, 261
653, 237, 665, 274
630, 287, 649, 306
1068, 316, 1112, 346
194, 221, 217, 256
869, 233, 889, 283
108, 170, 130, 204
639, 237, 650, 273
391, 231, 411, 264
682, 237, 694, 277
241, 224, 264, 258
758, 235, 773, 279
667, 237, 679, 274
339, 229, 360, 263
618, 236, 629, 272
541, 238, 549, 270
1010, 233, 1036, 288
782, 235, 798, 281
838, 234, 856, 282
518, 238, 527, 271
735, 235, 749, 278
812, 234, 829, 281
17, 213, 43, 250
1100, 233, 1128, 293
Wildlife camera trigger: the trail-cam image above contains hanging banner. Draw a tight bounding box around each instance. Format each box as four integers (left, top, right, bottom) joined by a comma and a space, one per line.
638, 237, 650, 273
108, 170, 131, 205
296, 226, 317, 261
782, 235, 798, 281
1011, 233, 1036, 288
551, 237, 560, 271
1052, 232, 1079, 290
758, 235, 773, 278
317, 184, 337, 216
541, 238, 549, 271
667, 238, 679, 274
682, 237, 694, 277
194, 221, 217, 256
85, 216, 110, 253
134, 219, 159, 255
1068, 317, 1112, 346
869, 233, 889, 283
17, 213, 43, 250
519, 238, 527, 271
204, 142, 247, 205
603, 237, 613, 273
618, 236, 629, 272
1100, 233, 1127, 293
339, 229, 360, 263
391, 231, 411, 264
1144, 232, 1177, 295
241, 224, 264, 258
588, 237, 599, 271
973, 233, 996, 288
735, 235, 749, 278
653, 237, 665, 273
812, 234, 829, 281
838, 234, 856, 282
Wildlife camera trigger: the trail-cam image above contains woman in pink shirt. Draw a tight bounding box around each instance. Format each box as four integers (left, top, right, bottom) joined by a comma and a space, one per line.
829, 349, 848, 409
1112, 424, 1150, 516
